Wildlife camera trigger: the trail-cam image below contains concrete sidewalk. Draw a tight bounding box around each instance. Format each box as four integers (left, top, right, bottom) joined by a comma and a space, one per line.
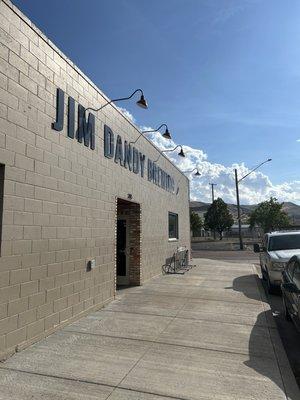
0, 258, 299, 400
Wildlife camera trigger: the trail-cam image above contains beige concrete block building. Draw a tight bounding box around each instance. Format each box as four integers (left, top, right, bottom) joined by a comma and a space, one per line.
0, 0, 190, 359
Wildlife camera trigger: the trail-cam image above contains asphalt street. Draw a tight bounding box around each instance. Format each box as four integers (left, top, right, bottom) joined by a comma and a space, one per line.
191, 248, 258, 263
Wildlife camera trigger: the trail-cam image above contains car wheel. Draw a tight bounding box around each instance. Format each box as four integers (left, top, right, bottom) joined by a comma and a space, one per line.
283, 297, 292, 321
266, 274, 277, 295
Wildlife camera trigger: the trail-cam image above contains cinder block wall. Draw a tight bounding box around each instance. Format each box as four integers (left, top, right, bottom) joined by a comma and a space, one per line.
0, 0, 190, 358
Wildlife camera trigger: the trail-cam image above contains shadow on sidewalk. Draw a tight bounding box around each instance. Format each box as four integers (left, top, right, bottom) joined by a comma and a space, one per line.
231, 274, 297, 399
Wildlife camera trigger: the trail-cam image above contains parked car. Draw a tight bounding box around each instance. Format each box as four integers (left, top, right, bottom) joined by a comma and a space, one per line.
281, 255, 300, 330
253, 231, 300, 293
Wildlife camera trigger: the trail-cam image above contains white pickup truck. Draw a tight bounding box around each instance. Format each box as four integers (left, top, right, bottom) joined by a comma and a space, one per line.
254, 231, 300, 293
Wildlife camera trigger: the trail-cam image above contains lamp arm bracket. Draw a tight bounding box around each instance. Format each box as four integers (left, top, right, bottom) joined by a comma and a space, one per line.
142, 123, 167, 134
85, 89, 144, 113
162, 144, 181, 153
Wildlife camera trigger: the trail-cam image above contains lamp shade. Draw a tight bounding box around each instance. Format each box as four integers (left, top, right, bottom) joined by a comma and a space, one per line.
178, 147, 185, 157
136, 94, 148, 109
162, 128, 171, 140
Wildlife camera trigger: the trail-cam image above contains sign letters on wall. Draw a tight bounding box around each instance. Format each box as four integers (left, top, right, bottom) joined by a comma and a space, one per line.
104, 125, 175, 193
51, 88, 175, 194
52, 88, 95, 150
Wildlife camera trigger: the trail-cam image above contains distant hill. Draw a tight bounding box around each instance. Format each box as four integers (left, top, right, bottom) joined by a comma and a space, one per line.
190, 201, 300, 225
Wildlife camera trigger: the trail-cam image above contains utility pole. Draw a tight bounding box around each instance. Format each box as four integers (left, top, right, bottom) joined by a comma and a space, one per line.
234, 169, 243, 250
209, 183, 217, 239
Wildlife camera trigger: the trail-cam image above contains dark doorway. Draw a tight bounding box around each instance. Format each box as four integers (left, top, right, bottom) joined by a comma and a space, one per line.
116, 198, 141, 288
116, 219, 128, 284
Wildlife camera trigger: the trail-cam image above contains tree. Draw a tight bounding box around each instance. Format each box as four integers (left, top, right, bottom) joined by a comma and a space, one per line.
204, 198, 234, 240
249, 197, 290, 233
190, 211, 203, 237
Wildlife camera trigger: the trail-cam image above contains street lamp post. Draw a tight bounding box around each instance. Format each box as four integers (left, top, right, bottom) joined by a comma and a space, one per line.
235, 158, 272, 250
234, 168, 243, 250
209, 183, 217, 202
209, 183, 217, 239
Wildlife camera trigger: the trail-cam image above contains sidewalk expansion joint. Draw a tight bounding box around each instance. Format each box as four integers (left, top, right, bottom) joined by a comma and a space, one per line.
61, 329, 276, 361
121, 291, 267, 305
99, 308, 277, 329
0, 365, 191, 400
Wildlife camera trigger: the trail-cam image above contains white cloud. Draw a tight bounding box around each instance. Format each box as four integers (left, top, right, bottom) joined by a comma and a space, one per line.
119, 109, 300, 205
146, 127, 300, 205
117, 107, 136, 124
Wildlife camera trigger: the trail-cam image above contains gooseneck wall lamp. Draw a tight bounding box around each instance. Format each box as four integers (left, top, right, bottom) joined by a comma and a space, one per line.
142, 124, 172, 140
154, 145, 185, 163
129, 123, 172, 146
85, 89, 148, 113
170, 145, 186, 158
182, 168, 201, 176
176, 167, 201, 196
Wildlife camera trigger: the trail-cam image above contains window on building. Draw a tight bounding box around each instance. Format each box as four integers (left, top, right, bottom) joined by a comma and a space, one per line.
168, 212, 178, 240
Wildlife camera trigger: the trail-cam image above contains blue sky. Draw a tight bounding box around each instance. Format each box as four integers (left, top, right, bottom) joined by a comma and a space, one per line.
13, 0, 300, 204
